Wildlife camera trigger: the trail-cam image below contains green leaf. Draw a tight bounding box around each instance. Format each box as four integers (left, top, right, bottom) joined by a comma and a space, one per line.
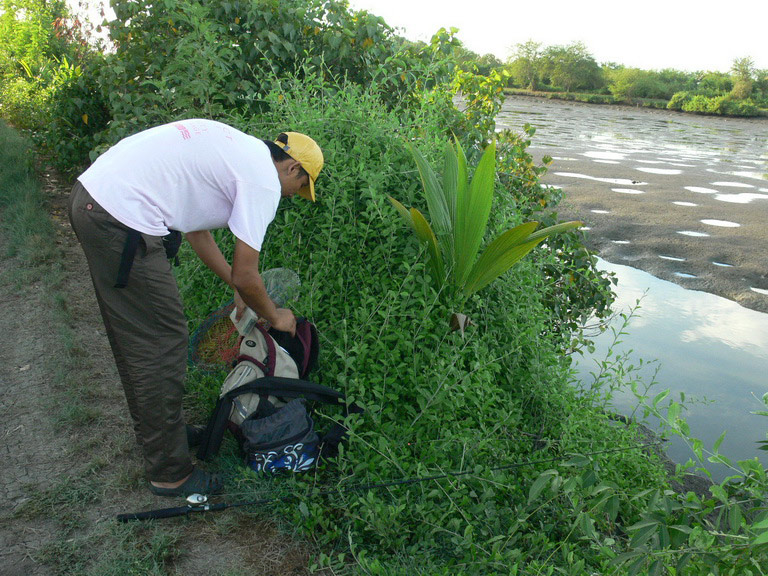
522, 220, 582, 244
410, 207, 444, 285
410, 144, 450, 238
462, 223, 540, 296
388, 196, 415, 231
442, 141, 458, 235
709, 484, 727, 503
652, 389, 670, 408
713, 430, 726, 453
729, 503, 743, 532
528, 469, 557, 504
667, 401, 681, 423
630, 522, 658, 548
454, 140, 496, 286
577, 512, 597, 540
753, 530, 768, 546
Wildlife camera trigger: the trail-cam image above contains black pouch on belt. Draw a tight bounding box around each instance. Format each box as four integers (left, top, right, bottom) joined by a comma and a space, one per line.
162, 230, 182, 266
115, 229, 182, 288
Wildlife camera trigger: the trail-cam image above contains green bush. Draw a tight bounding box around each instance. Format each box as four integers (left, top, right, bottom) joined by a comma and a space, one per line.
0, 75, 51, 129
40, 55, 110, 175
174, 73, 668, 574
667, 90, 691, 111
92, 0, 457, 150
681, 94, 760, 116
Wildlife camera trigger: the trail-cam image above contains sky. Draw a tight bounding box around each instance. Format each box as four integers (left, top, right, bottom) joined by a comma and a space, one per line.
348, 0, 768, 73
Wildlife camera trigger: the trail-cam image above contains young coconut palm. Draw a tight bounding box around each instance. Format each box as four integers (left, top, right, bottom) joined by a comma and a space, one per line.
389, 138, 581, 305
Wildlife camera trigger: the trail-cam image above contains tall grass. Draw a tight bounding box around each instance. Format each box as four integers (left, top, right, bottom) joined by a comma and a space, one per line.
0, 120, 59, 266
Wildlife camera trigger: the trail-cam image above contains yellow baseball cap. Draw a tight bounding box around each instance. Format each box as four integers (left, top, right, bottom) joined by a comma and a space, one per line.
274, 132, 324, 201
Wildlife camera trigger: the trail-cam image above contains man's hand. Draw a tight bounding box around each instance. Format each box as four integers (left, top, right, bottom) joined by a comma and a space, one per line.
271, 308, 297, 335
231, 238, 296, 334
233, 289, 247, 321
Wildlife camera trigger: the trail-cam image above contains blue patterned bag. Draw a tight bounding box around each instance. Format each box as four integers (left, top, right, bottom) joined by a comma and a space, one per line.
241, 398, 319, 473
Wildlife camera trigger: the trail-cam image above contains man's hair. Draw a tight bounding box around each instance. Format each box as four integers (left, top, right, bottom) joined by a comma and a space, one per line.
262, 139, 292, 163
263, 134, 310, 179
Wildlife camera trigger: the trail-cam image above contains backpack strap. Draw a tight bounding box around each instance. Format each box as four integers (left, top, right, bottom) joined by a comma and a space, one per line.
195, 395, 234, 461
196, 376, 364, 462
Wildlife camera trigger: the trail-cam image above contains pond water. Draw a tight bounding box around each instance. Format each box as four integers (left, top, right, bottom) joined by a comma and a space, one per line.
573, 259, 768, 482
492, 96, 768, 480
494, 95, 768, 313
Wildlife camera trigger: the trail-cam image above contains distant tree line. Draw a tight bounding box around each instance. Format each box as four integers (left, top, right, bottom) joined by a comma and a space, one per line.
455, 40, 768, 117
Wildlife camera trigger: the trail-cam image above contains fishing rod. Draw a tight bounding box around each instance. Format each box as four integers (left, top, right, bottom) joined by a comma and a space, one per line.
117, 441, 662, 522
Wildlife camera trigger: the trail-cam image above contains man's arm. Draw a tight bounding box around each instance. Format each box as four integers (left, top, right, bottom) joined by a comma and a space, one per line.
185, 231, 296, 334
231, 238, 296, 335
185, 230, 232, 285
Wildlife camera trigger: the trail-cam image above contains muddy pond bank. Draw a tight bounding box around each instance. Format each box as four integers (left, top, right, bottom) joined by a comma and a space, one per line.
495, 95, 768, 313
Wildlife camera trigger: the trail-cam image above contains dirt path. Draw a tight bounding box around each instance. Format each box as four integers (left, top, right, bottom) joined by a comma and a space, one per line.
0, 172, 315, 575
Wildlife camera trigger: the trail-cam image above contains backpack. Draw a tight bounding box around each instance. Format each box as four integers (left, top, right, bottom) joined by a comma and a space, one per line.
196, 317, 362, 473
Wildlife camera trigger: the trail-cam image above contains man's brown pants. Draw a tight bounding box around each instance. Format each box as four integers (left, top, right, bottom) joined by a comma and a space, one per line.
68, 181, 193, 483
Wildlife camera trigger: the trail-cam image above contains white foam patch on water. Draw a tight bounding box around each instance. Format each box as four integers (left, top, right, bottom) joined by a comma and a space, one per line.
554, 172, 647, 186
591, 209, 610, 214
659, 255, 686, 262
675, 272, 697, 278
636, 167, 683, 175
685, 186, 718, 194
612, 240, 631, 244
612, 188, 645, 194
707, 169, 767, 181
712, 262, 733, 267
701, 219, 740, 228
714, 193, 768, 204
552, 157, 579, 161
670, 163, 696, 167
710, 181, 755, 189
637, 159, 664, 164
594, 160, 621, 164
673, 201, 698, 206
751, 287, 768, 296
677, 231, 710, 237
583, 151, 625, 160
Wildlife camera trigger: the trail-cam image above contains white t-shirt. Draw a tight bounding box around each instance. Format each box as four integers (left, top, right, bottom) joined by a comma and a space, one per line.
78, 119, 280, 251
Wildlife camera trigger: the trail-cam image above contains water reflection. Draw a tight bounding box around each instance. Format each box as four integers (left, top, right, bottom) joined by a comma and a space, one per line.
636, 167, 683, 175
715, 193, 768, 204
711, 181, 755, 188
701, 219, 740, 228
573, 259, 768, 481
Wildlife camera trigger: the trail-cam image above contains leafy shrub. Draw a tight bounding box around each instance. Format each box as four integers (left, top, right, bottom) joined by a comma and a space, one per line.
93, 0, 458, 150
171, 71, 670, 574
697, 71, 733, 96
681, 94, 760, 116
0, 75, 51, 129
667, 90, 691, 111
38, 55, 110, 175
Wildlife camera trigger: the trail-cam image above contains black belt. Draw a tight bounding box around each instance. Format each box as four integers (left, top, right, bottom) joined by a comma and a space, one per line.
114, 229, 182, 288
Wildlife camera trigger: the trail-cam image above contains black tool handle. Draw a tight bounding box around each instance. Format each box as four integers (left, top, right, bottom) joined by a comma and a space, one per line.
117, 505, 191, 522
117, 502, 229, 522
